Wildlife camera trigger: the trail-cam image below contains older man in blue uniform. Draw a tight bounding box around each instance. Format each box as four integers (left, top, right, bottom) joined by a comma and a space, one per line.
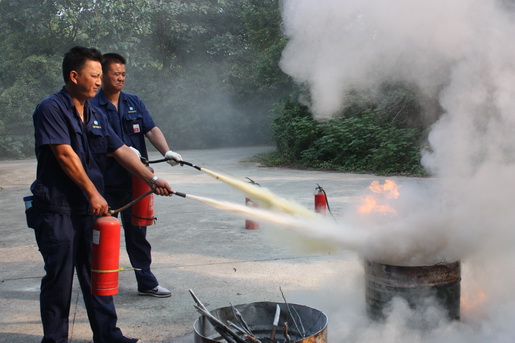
90, 53, 182, 298
29, 46, 173, 343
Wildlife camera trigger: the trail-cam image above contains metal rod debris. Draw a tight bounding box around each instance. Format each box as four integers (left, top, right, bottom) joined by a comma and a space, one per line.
189, 290, 246, 343
227, 320, 251, 337
194, 305, 245, 343
270, 304, 280, 342
230, 303, 253, 336
243, 334, 262, 343
280, 287, 305, 338
283, 322, 291, 343
227, 321, 262, 343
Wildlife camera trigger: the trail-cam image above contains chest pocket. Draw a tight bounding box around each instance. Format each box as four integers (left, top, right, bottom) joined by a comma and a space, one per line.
124, 117, 144, 136
88, 127, 108, 154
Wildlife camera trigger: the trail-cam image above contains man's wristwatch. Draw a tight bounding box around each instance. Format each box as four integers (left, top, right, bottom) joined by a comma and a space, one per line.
149, 175, 159, 186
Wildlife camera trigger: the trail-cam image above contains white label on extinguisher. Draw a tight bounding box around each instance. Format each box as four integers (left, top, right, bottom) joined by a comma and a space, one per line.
93, 230, 100, 245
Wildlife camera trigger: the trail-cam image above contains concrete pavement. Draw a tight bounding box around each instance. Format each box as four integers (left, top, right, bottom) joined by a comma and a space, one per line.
0, 146, 427, 343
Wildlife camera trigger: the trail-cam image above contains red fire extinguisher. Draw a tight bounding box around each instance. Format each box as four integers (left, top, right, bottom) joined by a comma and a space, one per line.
91, 215, 121, 296
245, 197, 260, 230
314, 184, 327, 215
131, 166, 156, 226
245, 177, 260, 230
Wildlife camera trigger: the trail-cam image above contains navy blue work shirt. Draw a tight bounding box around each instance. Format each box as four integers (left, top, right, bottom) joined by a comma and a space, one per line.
90, 89, 156, 191
31, 87, 124, 215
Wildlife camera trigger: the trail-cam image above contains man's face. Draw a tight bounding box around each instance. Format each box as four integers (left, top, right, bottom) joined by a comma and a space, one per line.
102, 62, 126, 93
73, 60, 102, 100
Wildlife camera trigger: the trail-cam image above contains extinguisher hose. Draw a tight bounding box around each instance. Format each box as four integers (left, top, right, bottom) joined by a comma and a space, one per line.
142, 156, 202, 171
323, 187, 335, 218
108, 189, 154, 215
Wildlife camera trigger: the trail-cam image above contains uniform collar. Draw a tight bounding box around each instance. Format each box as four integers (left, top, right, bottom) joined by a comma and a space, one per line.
96, 88, 110, 106
58, 86, 76, 111
97, 88, 127, 110
58, 86, 91, 123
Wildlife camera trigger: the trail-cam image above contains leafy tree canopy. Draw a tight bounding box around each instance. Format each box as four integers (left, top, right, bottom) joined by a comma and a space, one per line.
0, 0, 288, 159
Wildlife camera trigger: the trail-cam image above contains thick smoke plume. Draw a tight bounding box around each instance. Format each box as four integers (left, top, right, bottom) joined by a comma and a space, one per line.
279, 0, 515, 341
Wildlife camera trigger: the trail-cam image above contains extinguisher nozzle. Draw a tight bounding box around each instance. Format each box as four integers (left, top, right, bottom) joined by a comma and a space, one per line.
173, 191, 187, 198
179, 160, 202, 171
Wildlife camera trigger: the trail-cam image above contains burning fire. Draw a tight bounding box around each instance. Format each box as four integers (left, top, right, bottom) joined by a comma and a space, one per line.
358, 180, 400, 215
461, 288, 488, 316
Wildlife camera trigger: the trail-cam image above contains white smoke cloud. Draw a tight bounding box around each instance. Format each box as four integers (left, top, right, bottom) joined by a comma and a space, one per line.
279, 0, 515, 341
279, 0, 483, 119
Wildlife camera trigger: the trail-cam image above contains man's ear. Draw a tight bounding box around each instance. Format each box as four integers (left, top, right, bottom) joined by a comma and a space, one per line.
69, 70, 79, 85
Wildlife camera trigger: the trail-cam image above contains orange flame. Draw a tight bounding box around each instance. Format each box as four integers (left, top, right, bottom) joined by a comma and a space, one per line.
358, 180, 399, 215
369, 180, 399, 199
461, 288, 487, 315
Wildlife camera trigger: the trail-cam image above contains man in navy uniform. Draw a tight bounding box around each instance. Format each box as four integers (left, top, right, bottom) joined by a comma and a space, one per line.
29, 46, 173, 343
90, 53, 181, 298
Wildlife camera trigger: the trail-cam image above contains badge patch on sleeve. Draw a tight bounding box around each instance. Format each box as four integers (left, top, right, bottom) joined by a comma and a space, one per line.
133, 123, 141, 133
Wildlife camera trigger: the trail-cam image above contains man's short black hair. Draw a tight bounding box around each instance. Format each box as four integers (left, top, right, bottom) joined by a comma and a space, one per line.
101, 53, 127, 74
62, 46, 102, 83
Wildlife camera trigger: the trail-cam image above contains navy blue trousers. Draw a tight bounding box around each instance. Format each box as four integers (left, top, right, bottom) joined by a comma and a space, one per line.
33, 212, 124, 343
105, 190, 158, 292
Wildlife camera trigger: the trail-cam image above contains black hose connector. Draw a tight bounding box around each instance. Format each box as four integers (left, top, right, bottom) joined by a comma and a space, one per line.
139, 156, 150, 166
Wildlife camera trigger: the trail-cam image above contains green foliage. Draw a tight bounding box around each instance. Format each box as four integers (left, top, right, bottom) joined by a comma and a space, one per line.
272, 96, 320, 160
0, 53, 61, 158
227, 0, 293, 99
0, 0, 430, 175
271, 93, 426, 176
0, 0, 289, 159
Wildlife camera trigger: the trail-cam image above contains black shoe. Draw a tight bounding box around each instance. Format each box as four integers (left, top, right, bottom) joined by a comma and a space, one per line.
113, 336, 139, 343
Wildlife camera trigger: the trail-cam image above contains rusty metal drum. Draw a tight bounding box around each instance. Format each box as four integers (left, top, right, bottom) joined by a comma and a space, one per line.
194, 301, 328, 343
364, 260, 461, 321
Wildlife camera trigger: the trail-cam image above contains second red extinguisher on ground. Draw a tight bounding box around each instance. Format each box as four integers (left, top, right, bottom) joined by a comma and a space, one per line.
245, 177, 261, 230
314, 184, 328, 215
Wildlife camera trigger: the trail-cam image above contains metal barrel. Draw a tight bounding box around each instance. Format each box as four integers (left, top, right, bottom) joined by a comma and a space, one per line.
364, 260, 461, 321
194, 301, 328, 343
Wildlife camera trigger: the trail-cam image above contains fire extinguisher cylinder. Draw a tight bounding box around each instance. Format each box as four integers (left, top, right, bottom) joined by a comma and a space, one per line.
245, 197, 260, 230
131, 166, 156, 226
91, 215, 121, 296
314, 184, 327, 215
245, 177, 260, 230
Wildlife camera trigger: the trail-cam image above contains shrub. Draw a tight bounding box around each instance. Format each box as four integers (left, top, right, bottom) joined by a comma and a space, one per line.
270, 95, 426, 176
271, 97, 320, 160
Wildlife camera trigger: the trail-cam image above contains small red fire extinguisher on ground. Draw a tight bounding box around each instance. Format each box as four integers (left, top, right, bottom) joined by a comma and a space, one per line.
91, 214, 121, 296
245, 177, 260, 230
314, 184, 328, 215
131, 166, 156, 226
